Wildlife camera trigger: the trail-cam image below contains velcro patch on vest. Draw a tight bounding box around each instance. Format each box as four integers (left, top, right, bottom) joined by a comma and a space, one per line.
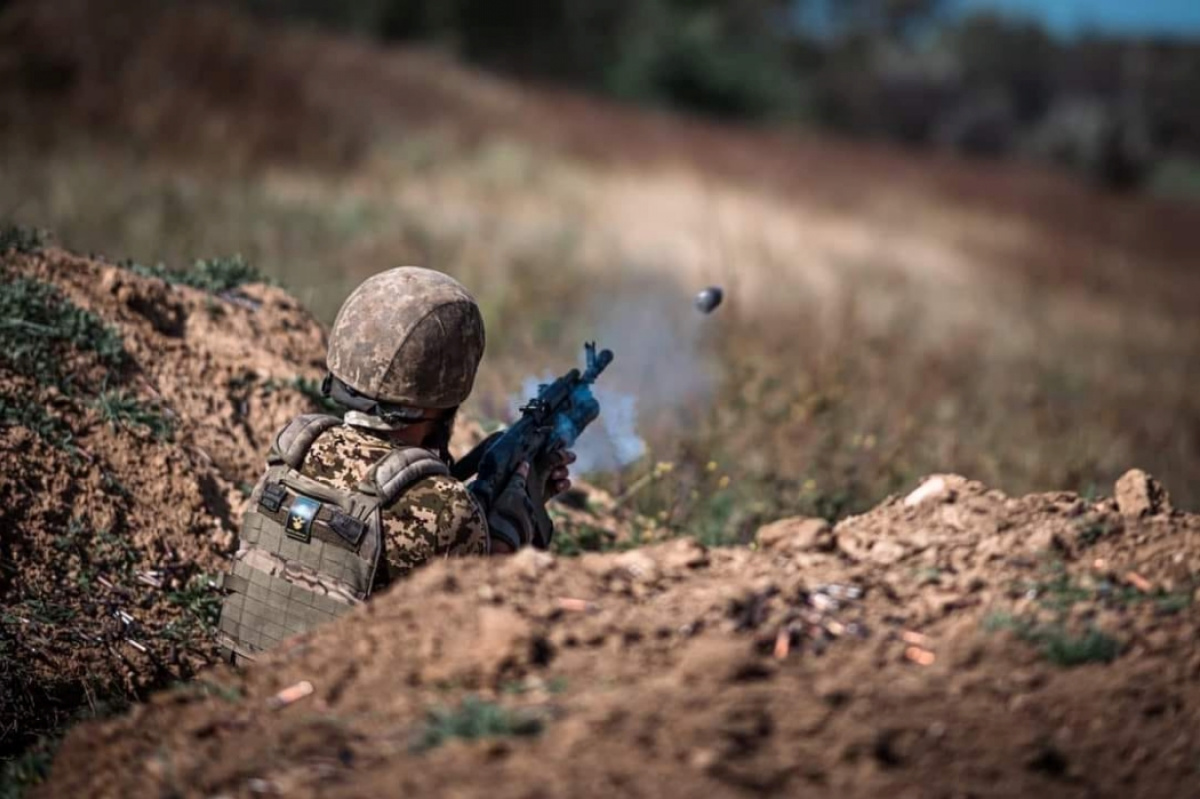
327, 510, 366, 547
259, 483, 287, 513
285, 496, 321, 543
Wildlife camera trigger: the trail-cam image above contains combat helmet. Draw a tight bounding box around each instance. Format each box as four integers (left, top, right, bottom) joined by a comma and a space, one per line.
324, 267, 485, 422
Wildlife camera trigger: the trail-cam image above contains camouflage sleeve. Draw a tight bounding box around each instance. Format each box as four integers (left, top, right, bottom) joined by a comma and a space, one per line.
380, 474, 489, 579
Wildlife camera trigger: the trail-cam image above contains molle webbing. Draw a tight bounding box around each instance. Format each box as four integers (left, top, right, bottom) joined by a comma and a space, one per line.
217, 417, 452, 661
217, 508, 369, 654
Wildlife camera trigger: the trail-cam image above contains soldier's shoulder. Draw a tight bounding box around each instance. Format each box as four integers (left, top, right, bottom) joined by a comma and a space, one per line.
393, 474, 481, 517
302, 423, 391, 487
382, 474, 488, 560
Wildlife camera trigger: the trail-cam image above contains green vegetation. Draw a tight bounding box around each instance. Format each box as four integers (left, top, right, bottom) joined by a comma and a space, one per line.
0, 736, 59, 799
550, 523, 626, 556
0, 274, 128, 389
985, 613, 1122, 667
270, 376, 343, 417
1076, 516, 1121, 549
161, 575, 222, 643
125, 254, 267, 294
411, 695, 545, 753
0, 224, 49, 255
0, 265, 179, 451
0, 396, 74, 450
241, 0, 1200, 189
0, 267, 142, 450
93, 389, 175, 441
1016, 561, 1195, 616
989, 561, 1194, 666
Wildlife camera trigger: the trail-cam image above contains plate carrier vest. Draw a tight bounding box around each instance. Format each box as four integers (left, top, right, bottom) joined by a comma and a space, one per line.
216, 414, 448, 661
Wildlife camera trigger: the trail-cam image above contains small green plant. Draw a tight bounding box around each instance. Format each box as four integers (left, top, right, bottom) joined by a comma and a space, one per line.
164, 574, 222, 635
179, 255, 264, 292
0, 224, 49, 255
262, 375, 343, 417
124, 254, 267, 294
92, 389, 175, 441
10, 598, 76, 626
411, 696, 545, 753
0, 735, 59, 799
985, 613, 1122, 667
1039, 627, 1123, 666
551, 523, 622, 556
1075, 516, 1120, 549
0, 275, 128, 389
0, 395, 74, 449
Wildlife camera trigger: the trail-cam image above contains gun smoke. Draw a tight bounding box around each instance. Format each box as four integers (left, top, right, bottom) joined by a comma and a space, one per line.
511, 282, 720, 475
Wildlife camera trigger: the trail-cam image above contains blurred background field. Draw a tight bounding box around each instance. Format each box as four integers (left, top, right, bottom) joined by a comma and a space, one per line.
2, 0, 1199, 541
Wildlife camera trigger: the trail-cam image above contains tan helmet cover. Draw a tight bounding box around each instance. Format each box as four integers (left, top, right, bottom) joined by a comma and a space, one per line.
327, 267, 485, 409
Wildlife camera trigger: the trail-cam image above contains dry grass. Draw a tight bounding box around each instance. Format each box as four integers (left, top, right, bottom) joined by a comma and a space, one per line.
2, 0, 1198, 538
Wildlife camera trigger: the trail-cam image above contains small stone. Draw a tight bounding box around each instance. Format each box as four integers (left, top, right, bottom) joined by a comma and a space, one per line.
613, 550, 660, 584
868, 539, 906, 565
1115, 469, 1172, 519
506, 548, 556, 581
755, 517, 833, 553
659, 538, 710, 572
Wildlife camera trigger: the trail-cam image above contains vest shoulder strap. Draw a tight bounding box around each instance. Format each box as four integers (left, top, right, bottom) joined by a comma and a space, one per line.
269, 414, 343, 469
363, 446, 451, 506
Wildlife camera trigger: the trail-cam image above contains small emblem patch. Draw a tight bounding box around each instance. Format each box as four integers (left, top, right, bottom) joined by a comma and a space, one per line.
285, 496, 321, 543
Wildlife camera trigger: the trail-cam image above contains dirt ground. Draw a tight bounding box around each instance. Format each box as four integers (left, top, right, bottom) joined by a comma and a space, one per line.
0, 247, 627, 765
40, 470, 1200, 798
0, 245, 326, 753
5, 249, 1194, 795
1, 3, 1198, 793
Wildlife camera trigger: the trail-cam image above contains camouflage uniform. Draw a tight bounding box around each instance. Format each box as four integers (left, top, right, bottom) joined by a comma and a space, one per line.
217, 267, 539, 661
301, 422, 488, 583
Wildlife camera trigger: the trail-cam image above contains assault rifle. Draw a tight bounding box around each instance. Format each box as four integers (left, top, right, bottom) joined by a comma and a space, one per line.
456, 342, 614, 549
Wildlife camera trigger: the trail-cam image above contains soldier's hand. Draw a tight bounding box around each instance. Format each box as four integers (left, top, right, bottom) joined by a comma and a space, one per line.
538, 448, 577, 499
486, 461, 536, 552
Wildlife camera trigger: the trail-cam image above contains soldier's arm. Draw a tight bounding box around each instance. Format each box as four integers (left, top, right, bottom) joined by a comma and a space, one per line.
380, 474, 489, 580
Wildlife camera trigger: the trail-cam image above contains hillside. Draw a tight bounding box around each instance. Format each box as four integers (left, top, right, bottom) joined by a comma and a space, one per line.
0, 242, 626, 771
0, 241, 1195, 798
2, 2, 1200, 793
2, 0, 1197, 521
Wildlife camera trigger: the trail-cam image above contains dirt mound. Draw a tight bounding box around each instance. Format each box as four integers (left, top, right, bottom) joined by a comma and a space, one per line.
0, 240, 637, 772
0, 240, 328, 755
39, 471, 1199, 797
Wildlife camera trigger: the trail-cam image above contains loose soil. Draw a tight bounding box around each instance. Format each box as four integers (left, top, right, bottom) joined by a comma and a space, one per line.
4, 250, 1199, 797
39, 469, 1200, 798
0, 245, 325, 755
0, 248, 625, 764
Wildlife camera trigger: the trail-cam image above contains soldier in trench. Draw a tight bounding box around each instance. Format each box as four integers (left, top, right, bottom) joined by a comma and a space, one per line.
216, 267, 573, 661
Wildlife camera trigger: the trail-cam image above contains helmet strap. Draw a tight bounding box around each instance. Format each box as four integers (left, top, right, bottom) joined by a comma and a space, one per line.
323, 374, 443, 424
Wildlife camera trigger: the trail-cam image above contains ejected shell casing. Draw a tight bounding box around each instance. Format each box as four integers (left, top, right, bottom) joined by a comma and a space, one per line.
693, 286, 724, 314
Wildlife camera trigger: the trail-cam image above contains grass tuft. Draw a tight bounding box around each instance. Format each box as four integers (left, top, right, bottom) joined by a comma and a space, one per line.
161, 575, 222, 643
0, 275, 128, 390
285, 376, 343, 416
92, 389, 175, 441
0, 396, 75, 449
125, 254, 267, 294
0, 224, 49, 255
985, 613, 1122, 667
0, 735, 59, 799
551, 524, 624, 556
411, 696, 545, 753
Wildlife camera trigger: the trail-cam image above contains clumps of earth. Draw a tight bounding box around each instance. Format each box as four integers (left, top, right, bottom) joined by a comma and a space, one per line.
3, 237, 1199, 798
